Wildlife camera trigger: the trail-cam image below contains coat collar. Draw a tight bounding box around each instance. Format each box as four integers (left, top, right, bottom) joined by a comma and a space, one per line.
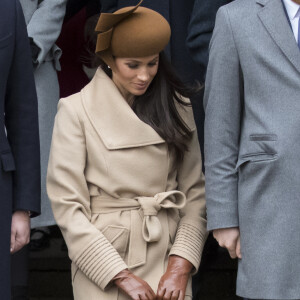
81, 68, 195, 150
81, 68, 166, 150
257, 0, 300, 74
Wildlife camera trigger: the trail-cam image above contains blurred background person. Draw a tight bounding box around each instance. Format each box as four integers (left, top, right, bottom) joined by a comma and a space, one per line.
187, 0, 233, 83
56, 0, 101, 99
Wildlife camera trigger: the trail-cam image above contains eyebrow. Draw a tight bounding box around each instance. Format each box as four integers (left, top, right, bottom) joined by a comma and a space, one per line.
125, 57, 159, 64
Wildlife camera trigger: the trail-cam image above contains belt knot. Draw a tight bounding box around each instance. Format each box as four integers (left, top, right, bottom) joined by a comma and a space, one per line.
137, 197, 161, 216
134, 191, 186, 243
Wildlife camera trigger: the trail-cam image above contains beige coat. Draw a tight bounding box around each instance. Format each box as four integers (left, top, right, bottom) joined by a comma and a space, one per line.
47, 68, 207, 300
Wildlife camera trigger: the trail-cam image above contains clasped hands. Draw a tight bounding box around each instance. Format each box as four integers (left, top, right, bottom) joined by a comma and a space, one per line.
113, 255, 193, 300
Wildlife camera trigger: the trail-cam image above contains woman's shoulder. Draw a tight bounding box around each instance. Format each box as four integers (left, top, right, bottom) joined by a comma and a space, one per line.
58, 91, 82, 110
56, 92, 85, 124
175, 95, 196, 132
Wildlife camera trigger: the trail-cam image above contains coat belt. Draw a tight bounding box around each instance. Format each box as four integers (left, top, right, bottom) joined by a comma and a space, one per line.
90, 190, 186, 268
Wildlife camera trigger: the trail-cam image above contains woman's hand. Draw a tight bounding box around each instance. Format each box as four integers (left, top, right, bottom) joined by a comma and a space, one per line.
113, 269, 156, 300
213, 227, 242, 259
157, 255, 193, 300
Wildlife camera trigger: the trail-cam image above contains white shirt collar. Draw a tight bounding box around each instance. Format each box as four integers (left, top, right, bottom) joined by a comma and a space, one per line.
283, 0, 300, 20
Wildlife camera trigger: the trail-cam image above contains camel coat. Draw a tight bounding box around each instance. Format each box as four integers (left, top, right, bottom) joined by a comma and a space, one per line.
47, 68, 207, 300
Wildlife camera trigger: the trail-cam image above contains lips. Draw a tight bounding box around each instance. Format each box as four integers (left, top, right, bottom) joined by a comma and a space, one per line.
134, 83, 148, 89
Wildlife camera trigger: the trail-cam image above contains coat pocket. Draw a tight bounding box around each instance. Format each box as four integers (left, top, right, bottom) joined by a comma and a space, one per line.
237, 134, 278, 170
249, 134, 277, 141
236, 152, 277, 170
102, 225, 129, 259
1, 151, 16, 172
71, 225, 129, 283
0, 33, 13, 49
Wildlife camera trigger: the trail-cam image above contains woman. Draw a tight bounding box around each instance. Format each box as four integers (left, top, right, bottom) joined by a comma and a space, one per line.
47, 1, 207, 299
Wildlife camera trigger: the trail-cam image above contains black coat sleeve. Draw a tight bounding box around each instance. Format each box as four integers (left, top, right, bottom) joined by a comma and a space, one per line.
5, 0, 41, 216
187, 0, 232, 82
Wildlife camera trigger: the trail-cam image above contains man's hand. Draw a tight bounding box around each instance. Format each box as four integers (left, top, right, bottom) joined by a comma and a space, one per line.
213, 227, 241, 259
10, 211, 30, 254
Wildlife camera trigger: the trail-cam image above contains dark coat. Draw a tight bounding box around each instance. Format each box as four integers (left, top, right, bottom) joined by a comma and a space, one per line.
0, 0, 40, 298
187, 0, 233, 82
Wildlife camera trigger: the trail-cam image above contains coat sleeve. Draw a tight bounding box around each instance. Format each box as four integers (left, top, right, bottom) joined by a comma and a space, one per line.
47, 98, 127, 290
169, 110, 208, 273
26, 0, 67, 67
186, 0, 232, 82
203, 7, 242, 231
5, 0, 41, 216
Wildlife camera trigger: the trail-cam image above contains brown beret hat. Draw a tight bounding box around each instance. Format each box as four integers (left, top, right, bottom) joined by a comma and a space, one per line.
95, 0, 171, 70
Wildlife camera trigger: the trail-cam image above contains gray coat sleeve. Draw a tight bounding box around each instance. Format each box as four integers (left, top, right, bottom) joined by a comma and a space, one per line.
26, 0, 67, 67
203, 6, 243, 231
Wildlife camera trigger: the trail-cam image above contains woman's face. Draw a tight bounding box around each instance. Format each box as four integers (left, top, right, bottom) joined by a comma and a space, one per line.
112, 54, 159, 102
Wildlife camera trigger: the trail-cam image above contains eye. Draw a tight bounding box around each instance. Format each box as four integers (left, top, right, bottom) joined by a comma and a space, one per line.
126, 64, 139, 69
148, 61, 158, 67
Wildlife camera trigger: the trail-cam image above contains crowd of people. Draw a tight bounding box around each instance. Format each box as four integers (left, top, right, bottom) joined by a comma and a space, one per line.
1, 0, 300, 299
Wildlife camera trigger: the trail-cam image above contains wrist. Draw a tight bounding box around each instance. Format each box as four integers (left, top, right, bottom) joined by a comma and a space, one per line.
167, 255, 193, 275
112, 269, 130, 282
19, 210, 31, 217
13, 210, 31, 221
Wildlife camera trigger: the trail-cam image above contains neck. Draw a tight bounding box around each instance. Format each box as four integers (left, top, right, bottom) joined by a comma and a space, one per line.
116, 85, 135, 107
126, 94, 135, 107
112, 79, 135, 107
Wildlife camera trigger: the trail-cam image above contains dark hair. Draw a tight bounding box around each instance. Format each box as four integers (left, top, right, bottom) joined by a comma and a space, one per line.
132, 52, 200, 161
81, 16, 201, 161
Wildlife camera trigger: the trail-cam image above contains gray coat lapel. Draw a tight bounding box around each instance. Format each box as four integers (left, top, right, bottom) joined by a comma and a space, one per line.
257, 0, 300, 73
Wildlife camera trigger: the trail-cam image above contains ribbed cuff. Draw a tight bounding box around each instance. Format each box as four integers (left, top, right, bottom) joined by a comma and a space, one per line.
74, 235, 128, 290
169, 220, 207, 274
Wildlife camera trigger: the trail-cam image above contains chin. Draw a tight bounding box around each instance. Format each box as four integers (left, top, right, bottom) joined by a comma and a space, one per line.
132, 89, 148, 96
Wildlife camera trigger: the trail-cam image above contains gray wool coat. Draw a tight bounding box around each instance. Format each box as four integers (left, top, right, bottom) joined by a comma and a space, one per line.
19, 0, 67, 227
204, 0, 300, 299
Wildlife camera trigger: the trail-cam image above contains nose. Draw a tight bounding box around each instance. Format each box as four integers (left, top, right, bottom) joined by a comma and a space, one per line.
137, 68, 150, 82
